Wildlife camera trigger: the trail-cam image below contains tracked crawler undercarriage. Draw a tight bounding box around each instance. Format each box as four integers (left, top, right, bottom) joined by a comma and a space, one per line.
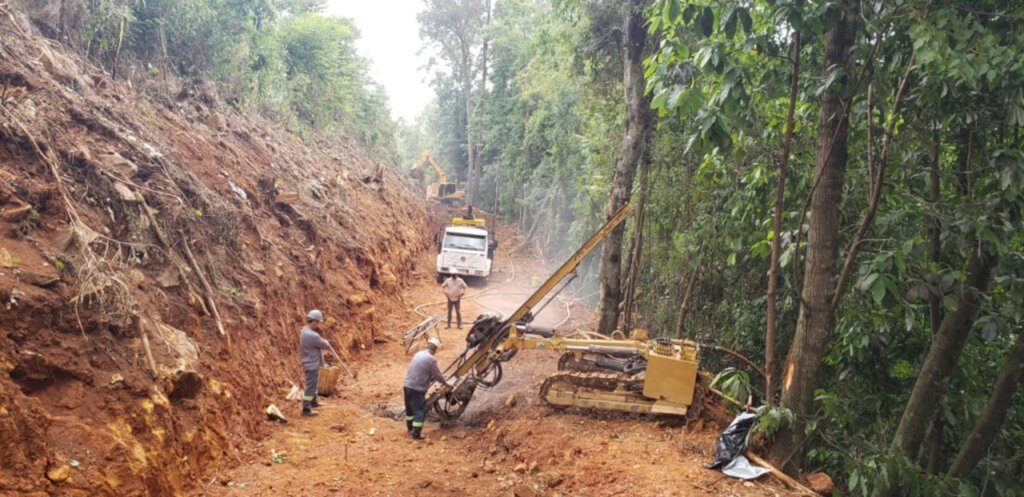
542, 365, 714, 422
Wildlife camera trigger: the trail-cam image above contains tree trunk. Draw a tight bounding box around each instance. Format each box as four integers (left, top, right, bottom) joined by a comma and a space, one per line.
597, 0, 653, 334
924, 132, 945, 474
111, 16, 125, 80
948, 329, 1024, 478
927, 133, 943, 335
621, 157, 650, 333
675, 258, 702, 338
473, 0, 491, 206
871, 245, 1000, 497
766, 31, 801, 406
464, 61, 477, 205
954, 124, 973, 198
768, 0, 859, 471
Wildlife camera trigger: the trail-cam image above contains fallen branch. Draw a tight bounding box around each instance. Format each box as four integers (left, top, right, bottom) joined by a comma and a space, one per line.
181, 236, 229, 342
745, 451, 818, 496
0, 2, 29, 38
136, 316, 158, 377
138, 202, 208, 315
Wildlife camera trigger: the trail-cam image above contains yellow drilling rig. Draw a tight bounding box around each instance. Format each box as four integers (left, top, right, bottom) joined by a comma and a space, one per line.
427, 204, 723, 423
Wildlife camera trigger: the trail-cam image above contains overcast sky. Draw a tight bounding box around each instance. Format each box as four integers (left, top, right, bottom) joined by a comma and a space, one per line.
323, 1, 435, 123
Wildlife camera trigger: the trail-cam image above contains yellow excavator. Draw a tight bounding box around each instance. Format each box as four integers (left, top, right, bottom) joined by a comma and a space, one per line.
427, 204, 718, 422
409, 149, 464, 206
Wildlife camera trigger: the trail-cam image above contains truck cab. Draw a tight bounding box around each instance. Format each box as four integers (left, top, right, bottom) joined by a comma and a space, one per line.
437, 220, 492, 282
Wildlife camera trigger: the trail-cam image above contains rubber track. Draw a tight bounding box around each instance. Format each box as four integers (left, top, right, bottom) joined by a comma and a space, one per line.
539, 371, 645, 410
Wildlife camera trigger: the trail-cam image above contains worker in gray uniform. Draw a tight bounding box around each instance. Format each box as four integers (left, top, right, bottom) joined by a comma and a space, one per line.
402, 337, 452, 439
299, 309, 333, 417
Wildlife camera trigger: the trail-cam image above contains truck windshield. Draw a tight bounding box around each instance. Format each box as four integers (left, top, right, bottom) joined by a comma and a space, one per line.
443, 234, 487, 252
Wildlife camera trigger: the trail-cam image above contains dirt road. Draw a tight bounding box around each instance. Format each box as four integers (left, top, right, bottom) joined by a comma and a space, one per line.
189, 226, 790, 497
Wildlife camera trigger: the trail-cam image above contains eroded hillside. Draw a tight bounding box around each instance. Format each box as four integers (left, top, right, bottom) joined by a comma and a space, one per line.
0, 9, 433, 495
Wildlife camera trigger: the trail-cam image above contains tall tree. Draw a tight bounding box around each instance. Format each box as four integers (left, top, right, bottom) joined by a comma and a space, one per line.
473, 0, 492, 199
419, 0, 487, 204
769, 0, 860, 470
596, 0, 654, 335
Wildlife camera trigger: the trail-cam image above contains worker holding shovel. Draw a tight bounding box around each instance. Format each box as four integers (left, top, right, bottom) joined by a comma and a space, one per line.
299, 310, 331, 416
298, 310, 356, 417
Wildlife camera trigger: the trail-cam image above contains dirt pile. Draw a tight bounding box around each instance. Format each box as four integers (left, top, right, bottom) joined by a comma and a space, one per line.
0, 9, 431, 496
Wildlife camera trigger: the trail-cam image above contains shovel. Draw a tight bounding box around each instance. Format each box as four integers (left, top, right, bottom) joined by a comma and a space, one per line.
326, 344, 357, 379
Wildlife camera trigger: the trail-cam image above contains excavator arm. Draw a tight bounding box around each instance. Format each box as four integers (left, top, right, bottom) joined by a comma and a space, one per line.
427, 204, 635, 420
425, 153, 447, 185
410, 149, 447, 184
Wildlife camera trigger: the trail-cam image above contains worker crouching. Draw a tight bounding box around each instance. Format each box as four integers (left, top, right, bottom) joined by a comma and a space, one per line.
402, 337, 453, 439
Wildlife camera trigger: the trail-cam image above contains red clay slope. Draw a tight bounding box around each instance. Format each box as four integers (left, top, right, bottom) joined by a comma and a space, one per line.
0, 8, 431, 496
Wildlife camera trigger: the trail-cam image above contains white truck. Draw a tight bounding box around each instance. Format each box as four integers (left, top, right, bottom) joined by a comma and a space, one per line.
436, 217, 493, 282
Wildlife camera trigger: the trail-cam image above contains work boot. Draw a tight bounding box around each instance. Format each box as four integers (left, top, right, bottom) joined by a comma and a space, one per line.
311, 400, 323, 408
411, 431, 425, 440
301, 408, 319, 417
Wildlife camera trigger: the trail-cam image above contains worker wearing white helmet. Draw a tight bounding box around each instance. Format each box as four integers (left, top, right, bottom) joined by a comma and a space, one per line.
402, 337, 452, 439
299, 309, 333, 417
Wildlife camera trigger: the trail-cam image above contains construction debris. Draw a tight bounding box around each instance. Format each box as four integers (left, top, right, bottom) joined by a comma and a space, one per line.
265, 405, 287, 424
286, 384, 302, 401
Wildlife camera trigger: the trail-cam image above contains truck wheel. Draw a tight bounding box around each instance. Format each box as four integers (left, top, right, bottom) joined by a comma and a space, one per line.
436, 273, 445, 284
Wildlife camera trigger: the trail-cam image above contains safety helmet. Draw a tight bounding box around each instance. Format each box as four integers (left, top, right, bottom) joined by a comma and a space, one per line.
427, 337, 443, 349
307, 309, 324, 322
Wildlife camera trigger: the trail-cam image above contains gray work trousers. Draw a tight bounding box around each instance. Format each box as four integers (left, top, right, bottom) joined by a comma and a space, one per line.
303, 368, 319, 410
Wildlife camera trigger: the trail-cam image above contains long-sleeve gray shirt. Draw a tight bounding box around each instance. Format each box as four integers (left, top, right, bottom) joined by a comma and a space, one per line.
403, 350, 447, 393
300, 326, 330, 371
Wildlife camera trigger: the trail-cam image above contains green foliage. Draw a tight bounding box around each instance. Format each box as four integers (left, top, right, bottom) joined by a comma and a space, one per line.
756, 404, 794, 438
63, 0, 396, 159
711, 367, 752, 406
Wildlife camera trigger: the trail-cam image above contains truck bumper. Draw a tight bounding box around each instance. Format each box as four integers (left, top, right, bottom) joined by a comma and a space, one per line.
438, 266, 490, 278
